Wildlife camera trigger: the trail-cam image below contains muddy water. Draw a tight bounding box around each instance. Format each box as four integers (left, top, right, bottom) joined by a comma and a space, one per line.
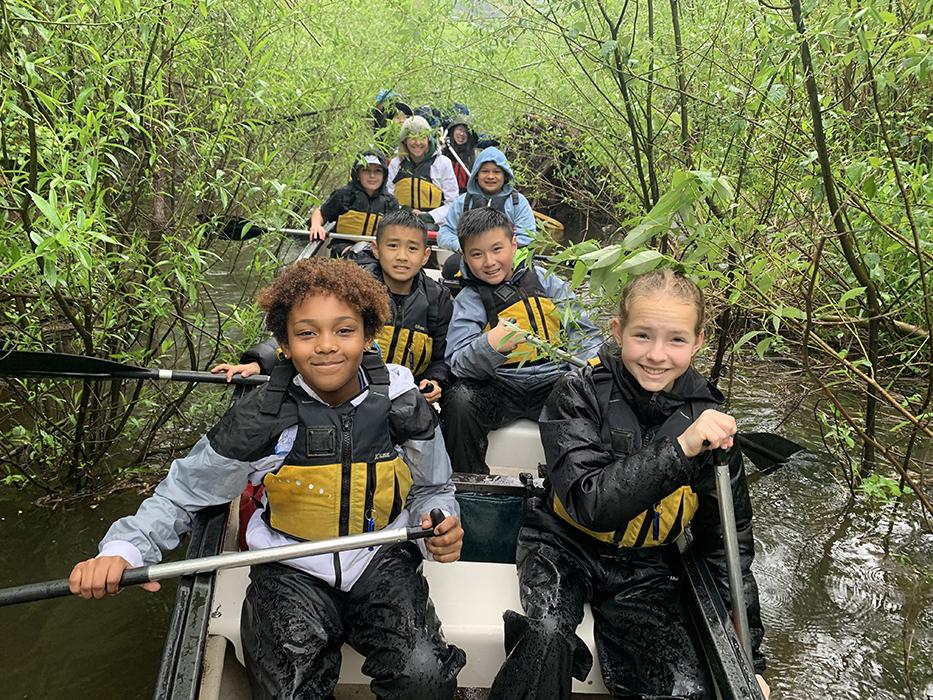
1, 239, 931, 699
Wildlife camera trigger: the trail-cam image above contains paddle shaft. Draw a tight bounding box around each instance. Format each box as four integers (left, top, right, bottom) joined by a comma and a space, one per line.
0, 351, 269, 386
0, 510, 445, 607
713, 451, 754, 663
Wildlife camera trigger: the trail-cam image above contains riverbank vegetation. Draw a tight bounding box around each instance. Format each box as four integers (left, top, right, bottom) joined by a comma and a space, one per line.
1, 0, 930, 518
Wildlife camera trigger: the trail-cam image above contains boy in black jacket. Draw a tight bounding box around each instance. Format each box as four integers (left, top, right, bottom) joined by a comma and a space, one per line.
216, 210, 453, 403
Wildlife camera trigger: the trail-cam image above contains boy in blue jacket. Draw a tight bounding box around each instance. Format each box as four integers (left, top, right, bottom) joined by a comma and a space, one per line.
437, 147, 536, 253
442, 208, 601, 473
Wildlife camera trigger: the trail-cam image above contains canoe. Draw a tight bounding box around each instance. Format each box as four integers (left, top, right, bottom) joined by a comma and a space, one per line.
153, 419, 763, 699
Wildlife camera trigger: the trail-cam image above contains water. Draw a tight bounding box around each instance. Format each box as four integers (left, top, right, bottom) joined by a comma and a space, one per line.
0, 239, 930, 698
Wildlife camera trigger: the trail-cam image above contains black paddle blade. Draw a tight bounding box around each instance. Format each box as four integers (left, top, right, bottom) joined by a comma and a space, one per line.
218, 217, 267, 241
736, 431, 806, 473
0, 350, 150, 380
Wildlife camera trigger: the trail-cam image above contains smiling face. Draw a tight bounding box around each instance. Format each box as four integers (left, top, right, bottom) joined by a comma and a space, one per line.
357, 164, 385, 196
463, 226, 517, 285
476, 162, 506, 195
611, 292, 704, 393
452, 125, 469, 145
371, 225, 430, 294
282, 293, 369, 406
405, 136, 429, 162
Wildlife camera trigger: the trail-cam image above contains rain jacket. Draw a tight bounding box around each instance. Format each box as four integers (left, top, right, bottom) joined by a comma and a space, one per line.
444, 261, 602, 387
530, 341, 766, 672
98, 360, 458, 593
356, 250, 453, 388
386, 146, 459, 225
437, 147, 536, 252
441, 115, 478, 192
319, 151, 399, 236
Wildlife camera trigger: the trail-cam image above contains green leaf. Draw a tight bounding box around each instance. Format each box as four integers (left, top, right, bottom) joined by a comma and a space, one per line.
838, 286, 866, 306
614, 250, 663, 276
28, 190, 62, 230
579, 245, 622, 270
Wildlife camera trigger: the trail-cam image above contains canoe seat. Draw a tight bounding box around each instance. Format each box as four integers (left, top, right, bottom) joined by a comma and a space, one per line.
207, 560, 609, 694
486, 418, 546, 475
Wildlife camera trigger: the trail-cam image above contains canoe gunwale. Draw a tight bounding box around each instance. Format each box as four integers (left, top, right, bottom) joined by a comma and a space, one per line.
153, 504, 228, 700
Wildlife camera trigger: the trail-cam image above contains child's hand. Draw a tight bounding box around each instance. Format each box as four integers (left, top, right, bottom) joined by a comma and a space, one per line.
308, 223, 330, 241
487, 317, 525, 354
419, 379, 442, 404
210, 361, 261, 383
68, 556, 160, 599
420, 513, 463, 563
676, 409, 736, 458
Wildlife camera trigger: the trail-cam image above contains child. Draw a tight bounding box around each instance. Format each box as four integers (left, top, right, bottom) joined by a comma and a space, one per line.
308, 151, 399, 256
386, 116, 459, 228
70, 259, 466, 699
215, 210, 452, 404
487, 268, 770, 700
442, 208, 602, 474
437, 147, 536, 254
441, 114, 478, 193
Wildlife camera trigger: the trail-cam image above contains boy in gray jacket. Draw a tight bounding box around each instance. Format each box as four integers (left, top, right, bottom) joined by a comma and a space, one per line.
442, 208, 602, 473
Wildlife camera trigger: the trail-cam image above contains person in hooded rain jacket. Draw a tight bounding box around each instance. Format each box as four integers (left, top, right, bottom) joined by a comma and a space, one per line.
308, 150, 399, 257
386, 116, 459, 229
487, 268, 769, 700
436, 147, 536, 254
441, 115, 479, 193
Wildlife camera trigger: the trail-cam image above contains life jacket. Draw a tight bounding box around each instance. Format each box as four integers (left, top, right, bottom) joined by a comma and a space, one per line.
551, 359, 703, 548
259, 352, 412, 542
462, 190, 519, 215
394, 156, 445, 211
374, 275, 443, 378
334, 187, 395, 237
468, 265, 563, 367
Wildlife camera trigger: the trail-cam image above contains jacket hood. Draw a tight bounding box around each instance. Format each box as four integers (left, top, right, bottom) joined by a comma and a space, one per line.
350, 151, 390, 196
597, 340, 723, 425
466, 147, 514, 197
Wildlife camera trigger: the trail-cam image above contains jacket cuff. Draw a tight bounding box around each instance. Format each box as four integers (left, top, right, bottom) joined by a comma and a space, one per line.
98, 540, 144, 568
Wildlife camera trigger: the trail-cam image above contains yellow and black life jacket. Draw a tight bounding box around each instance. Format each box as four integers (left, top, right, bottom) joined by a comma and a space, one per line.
260, 352, 412, 542
470, 266, 563, 367
551, 359, 703, 548
334, 187, 396, 237
394, 156, 445, 211
373, 275, 442, 378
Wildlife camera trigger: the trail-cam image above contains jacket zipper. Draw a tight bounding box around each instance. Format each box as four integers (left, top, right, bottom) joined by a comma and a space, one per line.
339, 412, 353, 537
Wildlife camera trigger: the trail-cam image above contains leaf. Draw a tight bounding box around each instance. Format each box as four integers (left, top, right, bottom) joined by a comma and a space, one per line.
838, 286, 866, 306
755, 337, 772, 359
613, 250, 663, 276
28, 190, 62, 230
733, 330, 763, 350
579, 244, 622, 270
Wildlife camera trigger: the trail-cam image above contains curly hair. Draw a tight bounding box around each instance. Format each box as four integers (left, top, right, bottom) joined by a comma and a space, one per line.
617, 268, 705, 335
257, 258, 390, 345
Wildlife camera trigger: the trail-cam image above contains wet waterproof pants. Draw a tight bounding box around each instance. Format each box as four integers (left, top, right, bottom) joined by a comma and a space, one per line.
240, 542, 466, 699
488, 525, 713, 700
441, 377, 556, 474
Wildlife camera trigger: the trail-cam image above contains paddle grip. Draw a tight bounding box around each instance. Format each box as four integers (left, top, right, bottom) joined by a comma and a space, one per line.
406, 508, 446, 540
420, 382, 435, 394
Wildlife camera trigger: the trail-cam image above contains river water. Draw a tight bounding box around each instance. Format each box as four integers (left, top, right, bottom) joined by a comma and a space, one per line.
1, 238, 930, 699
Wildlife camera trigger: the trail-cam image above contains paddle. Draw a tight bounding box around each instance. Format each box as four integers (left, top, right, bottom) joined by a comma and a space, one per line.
0, 509, 446, 607
713, 448, 754, 664
0, 350, 269, 386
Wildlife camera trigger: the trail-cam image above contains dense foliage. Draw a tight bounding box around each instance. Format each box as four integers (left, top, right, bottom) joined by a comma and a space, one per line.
1, 0, 930, 514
